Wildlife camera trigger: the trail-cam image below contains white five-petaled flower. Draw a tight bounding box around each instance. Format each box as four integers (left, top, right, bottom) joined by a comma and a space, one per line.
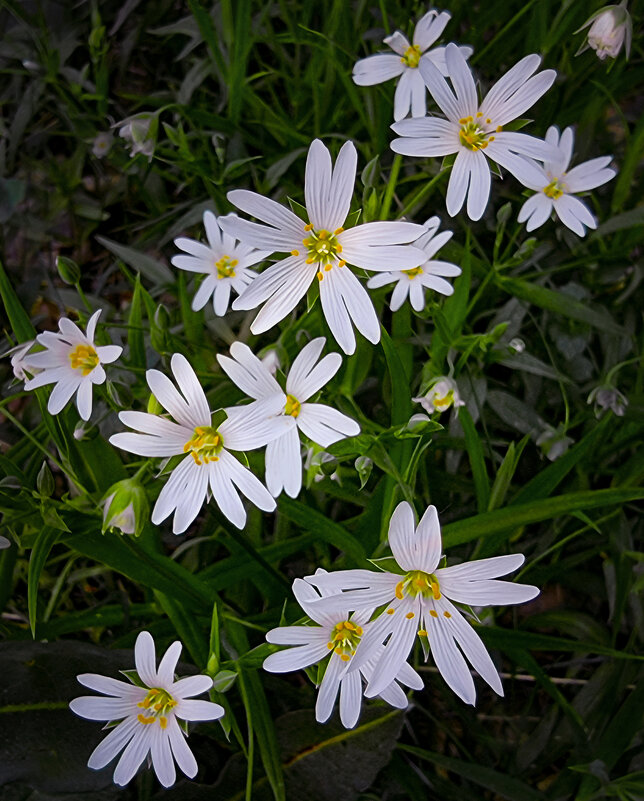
367, 216, 461, 311
516, 126, 616, 237
220, 138, 427, 355
263, 571, 424, 728
110, 353, 291, 533
23, 310, 122, 421
413, 375, 465, 414
217, 338, 360, 498
305, 502, 539, 705
69, 631, 223, 788
352, 9, 473, 122
171, 211, 271, 316
391, 43, 557, 220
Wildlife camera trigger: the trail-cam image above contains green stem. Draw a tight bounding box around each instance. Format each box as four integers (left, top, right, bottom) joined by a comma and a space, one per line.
379, 154, 402, 220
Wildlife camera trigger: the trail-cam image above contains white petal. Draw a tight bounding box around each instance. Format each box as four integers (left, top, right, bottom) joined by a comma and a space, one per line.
266, 625, 326, 645
157, 641, 182, 686
96, 345, 122, 364
353, 54, 405, 86
315, 653, 344, 723
287, 339, 341, 401
327, 140, 358, 231
233, 255, 308, 311
305, 139, 333, 231
466, 151, 491, 221
171, 675, 214, 699
219, 214, 296, 252
227, 189, 304, 239
263, 642, 329, 672
328, 266, 380, 346
438, 553, 525, 581
438, 577, 540, 605
318, 267, 355, 355
58, 316, 85, 342
416, 505, 442, 572
213, 281, 232, 316
383, 30, 409, 56
109, 432, 185, 457
479, 53, 542, 121
387, 501, 416, 571
77, 673, 146, 698
486, 70, 556, 128
222, 396, 292, 450
135, 631, 157, 686
489, 132, 557, 162
151, 457, 201, 529
170, 354, 210, 424
113, 728, 151, 786
414, 10, 450, 50
146, 370, 198, 429
150, 725, 176, 788
87, 716, 138, 770
395, 661, 424, 691
218, 449, 276, 513
203, 209, 222, 248
364, 600, 419, 697
390, 135, 456, 158
69, 696, 139, 721
390, 278, 411, 311
75, 380, 94, 421
426, 603, 476, 704
555, 194, 594, 236
564, 157, 615, 192
294, 577, 339, 626
446, 150, 470, 217
341, 220, 426, 246
418, 55, 463, 121
339, 669, 363, 728
376, 679, 409, 709
250, 261, 319, 334
192, 276, 217, 310
297, 402, 360, 447
175, 699, 225, 721
166, 717, 198, 779
444, 43, 477, 118
265, 427, 302, 498
409, 69, 427, 118
519, 193, 553, 231
48, 375, 82, 415
217, 341, 281, 400
394, 69, 414, 122
170, 459, 209, 535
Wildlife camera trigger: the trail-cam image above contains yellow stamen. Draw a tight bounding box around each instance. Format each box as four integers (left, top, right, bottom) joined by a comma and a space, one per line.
304, 223, 314, 231
386, 608, 395, 615
284, 393, 301, 418
340, 653, 351, 661
338, 259, 346, 268
402, 44, 422, 68
395, 582, 404, 600
496, 125, 503, 133
291, 249, 299, 256
334, 227, 344, 235
215, 255, 236, 279
69, 344, 99, 376
430, 610, 438, 618
183, 425, 224, 465
418, 629, 428, 636
544, 178, 565, 200
443, 611, 451, 618
405, 612, 415, 619
317, 272, 323, 281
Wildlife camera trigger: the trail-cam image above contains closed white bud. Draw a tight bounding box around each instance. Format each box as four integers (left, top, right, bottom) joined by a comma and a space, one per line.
576, 3, 632, 60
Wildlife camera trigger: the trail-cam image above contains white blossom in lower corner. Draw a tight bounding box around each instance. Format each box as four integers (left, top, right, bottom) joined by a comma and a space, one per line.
352, 9, 472, 122
367, 216, 461, 311
217, 337, 360, 498
171, 211, 270, 316
23, 310, 122, 421
110, 353, 291, 533
70, 631, 223, 788
305, 502, 538, 705
516, 126, 616, 237
263, 571, 423, 728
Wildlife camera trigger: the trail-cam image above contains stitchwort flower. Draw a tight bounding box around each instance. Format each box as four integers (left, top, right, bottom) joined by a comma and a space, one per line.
305, 502, 538, 704
217, 337, 360, 498
263, 572, 424, 728
391, 43, 556, 220
70, 631, 223, 788
110, 354, 291, 533
576, 2, 632, 60
352, 8, 473, 121
413, 375, 464, 414
367, 216, 460, 311
221, 138, 426, 354
23, 310, 122, 421
171, 211, 270, 315
516, 126, 616, 236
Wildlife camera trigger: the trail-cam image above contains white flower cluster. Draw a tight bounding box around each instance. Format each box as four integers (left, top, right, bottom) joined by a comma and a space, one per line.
264, 502, 538, 726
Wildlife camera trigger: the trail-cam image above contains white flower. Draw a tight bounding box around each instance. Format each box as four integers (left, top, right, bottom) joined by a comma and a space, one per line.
367, 216, 460, 311
352, 9, 473, 122
516, 126, 616, 237
413, 376, 464, 414
220, 138, 426, 355
23, 310, 122, 421
114, 113, 157, 159
587, 385, 628, 417
110, 353, 291, 533
217, 338, 360, 498
305, 502, 539, 704
391, 43, 557, 220
92, 132, 114, 158
69, 631, 223, 788
171, 211, 271, 316
576, 2, 632, 60
263, 572, 423, 728
6, 339, 37, 381
536, 424, 574, 461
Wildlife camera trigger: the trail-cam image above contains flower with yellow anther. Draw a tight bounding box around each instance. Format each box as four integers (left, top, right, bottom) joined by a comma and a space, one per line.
413, 376, 465, 416
392, 44, 557, 221
23, 309, 122, 421
263, 571, 424, 729
352, 9, 473, 122
70, 631, 224, 788
305, 502, 539, 706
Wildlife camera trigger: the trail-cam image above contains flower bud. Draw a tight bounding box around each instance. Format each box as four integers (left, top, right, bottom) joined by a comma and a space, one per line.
102, 478, 149, 536
412, 377, 465, 415
56, 255, 81, 285
576, 2, 632, 60
37, 461, 55, 497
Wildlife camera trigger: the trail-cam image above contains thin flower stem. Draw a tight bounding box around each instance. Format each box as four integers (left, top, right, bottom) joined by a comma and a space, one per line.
379, 154, 402, 220
396, 170, 447, 219
74, 282, 93, 313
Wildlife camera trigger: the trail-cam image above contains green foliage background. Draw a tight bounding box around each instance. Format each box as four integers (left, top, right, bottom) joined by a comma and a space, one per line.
0, 0, 643, 799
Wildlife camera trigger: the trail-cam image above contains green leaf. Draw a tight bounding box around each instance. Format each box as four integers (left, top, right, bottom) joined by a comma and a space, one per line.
497, 276, 626, 336
0, 258, 36, 341
127, 273, 146, 370
155, 590, 208, 666
459, 407, 490, 513
28, 526, 62, 636
96, 235, 174, 285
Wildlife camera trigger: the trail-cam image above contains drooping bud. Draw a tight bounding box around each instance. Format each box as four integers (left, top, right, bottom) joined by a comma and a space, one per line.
102, 478, 149, 536
536, 424, 574, 462
412, 376, 465, 415
576, 2, 632, 60
587, 385, 628, 418
113, 113, 158, 159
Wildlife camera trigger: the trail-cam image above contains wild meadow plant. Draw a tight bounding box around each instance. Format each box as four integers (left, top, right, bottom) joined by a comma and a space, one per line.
0, 1, 642, 799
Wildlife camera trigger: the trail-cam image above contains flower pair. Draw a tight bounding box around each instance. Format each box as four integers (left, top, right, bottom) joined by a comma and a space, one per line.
264, 502, 538, 724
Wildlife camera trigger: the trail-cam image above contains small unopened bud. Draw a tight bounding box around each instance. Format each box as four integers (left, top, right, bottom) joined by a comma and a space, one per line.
509, 337, 525, 353
102, 478, 149, 536
354, 455, 373, 489
37, 461, 55, 497
56, 256, 81, 285
413, 377, 464, 415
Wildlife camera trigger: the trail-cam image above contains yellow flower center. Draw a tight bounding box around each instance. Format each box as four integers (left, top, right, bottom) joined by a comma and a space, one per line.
543, 179, 565, 200
301, 224, 347, 283
183, 425, 224, 465
403, 266, 424, 280
69, 344, 99, 375
432, 390, 454, 410
395, 570, 442, 600
215, 255, 237, 279
458, 116, 501, 151
284, 393, 301, 417
137, 687, 176, 730
401, 44, 422, 68
326, 619, 363, 662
